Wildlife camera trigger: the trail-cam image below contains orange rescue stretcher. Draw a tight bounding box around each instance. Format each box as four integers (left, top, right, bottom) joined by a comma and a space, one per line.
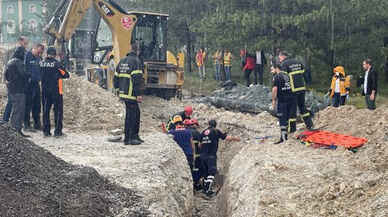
297, 130, 368, 149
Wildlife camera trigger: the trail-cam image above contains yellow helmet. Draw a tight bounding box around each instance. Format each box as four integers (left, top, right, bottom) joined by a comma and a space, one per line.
172, 115, 183, 124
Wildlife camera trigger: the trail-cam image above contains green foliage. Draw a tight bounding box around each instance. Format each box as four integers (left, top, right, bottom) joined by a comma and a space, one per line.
131, 0, 388, 84
45, 0, 388, 89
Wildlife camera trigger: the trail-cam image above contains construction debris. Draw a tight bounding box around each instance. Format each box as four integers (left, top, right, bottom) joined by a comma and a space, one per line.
195, 83, 329, 115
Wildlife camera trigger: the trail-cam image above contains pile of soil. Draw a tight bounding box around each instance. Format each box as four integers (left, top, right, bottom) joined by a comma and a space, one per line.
62, 76, 125, 132
0, 124, 149, 217
219, 105, 388, 217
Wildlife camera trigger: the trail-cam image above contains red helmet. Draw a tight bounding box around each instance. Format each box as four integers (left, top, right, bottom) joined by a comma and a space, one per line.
183, 119, 192, 126
191, 119, 199, 126
184, 106, 193, 116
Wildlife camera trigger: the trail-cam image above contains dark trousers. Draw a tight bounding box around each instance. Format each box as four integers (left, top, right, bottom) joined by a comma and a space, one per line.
244, 69, 253, 86
278, 97, 296, 136
24, 81, 41, 128
255, 64, 264, 85
200, 154, 217, 178
43, 93, 63, 134
340, 96, 346, 105
124, 101, 140, 142
192, 143, 201, 183
185, 154, 195, 182
3, 92, 12, 122
365, 95, 376, 110
9, 93, 26, 131
289, 92, 313, 132
332, 93, 341, 107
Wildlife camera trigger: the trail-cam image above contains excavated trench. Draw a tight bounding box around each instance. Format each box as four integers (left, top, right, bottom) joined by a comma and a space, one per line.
192, 126, 251, 217
185, 106, 274, 217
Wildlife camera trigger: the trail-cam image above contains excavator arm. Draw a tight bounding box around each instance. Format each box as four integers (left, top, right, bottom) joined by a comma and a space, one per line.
44, 0, 137, 64
44, 0, 93, 53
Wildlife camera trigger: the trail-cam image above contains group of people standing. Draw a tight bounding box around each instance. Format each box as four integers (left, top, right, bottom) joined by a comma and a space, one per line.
196, 47, 268, 86
241, 49, 267, 86
2, 36, 70, 138
195, 48, 233, 81
271, 51, 314, 144
326, 58, 378, 110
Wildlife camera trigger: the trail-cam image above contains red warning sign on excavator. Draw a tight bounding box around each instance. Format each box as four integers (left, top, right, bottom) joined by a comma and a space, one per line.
121, 16, 134, 30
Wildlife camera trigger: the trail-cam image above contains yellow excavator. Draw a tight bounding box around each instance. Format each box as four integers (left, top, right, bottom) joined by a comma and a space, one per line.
45, 0, 184, 99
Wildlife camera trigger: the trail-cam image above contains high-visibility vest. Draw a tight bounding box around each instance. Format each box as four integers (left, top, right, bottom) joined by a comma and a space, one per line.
213, 51, 220, 64
224, 52, 232, 66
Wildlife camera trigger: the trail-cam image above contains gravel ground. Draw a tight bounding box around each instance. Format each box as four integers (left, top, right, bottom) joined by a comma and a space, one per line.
1, 75, 387, 217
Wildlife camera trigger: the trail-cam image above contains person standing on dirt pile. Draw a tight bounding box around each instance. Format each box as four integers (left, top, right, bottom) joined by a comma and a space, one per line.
255, 49, 267, 85
166, 106, 193, 131
114, 44, 145, 145
359, 58, 378, 110
200, 120, 240, 197
40, 47, 70, 137
212, 50, 222, 81
278, 51, 313, 132
168, 117, 196, 186
196, 48, 206, 80
224, 49, 233, 81
243, 53, 256, 87
2, 37, 29, 124
24, 43, 45, 131
328, 66, 350, 107
184, 119, 203, 191
4, 46, 30, 137
271, 64, 296, 144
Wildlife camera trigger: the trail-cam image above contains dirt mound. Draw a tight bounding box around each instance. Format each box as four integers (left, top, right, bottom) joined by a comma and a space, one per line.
314, 105, 388, 171
219, 106, 388, 217
314, 105, 388, 144
0, 124, 149, 217
62, 75, 124, 132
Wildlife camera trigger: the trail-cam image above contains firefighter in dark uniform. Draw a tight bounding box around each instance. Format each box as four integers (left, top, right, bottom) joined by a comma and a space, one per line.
271, 64, 297, 143
166, 106, 193, 131
184, 118, 203, 191
40, 47, 70, 137
114, 44, 145, 145
200, 120, 240, 196
278, 51, 313, 132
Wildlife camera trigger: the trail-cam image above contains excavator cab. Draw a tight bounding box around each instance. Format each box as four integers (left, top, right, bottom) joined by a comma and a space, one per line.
45, 0, 183, 99
131, 13, 167, 62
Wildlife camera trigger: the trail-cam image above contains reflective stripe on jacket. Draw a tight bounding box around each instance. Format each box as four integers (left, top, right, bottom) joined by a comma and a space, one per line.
114, 52, 144, 102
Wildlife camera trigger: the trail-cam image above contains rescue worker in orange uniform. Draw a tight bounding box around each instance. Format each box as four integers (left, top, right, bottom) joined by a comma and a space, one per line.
328, 66, 350, 107
40, 47, 70, 137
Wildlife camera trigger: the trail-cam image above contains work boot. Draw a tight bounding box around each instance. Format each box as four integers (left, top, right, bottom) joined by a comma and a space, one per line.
133, 135, 144, 143
193, 183, 202, 192
274, 131, 287, 144
274, 138, 284, 144
17, 130, 31, 138
54, 132, 64, 137
24, 126, 37, 132
130, 139, 142, 145
34, 122, 42, 130
203, 175, 215, 195
305, 119, 314, 130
